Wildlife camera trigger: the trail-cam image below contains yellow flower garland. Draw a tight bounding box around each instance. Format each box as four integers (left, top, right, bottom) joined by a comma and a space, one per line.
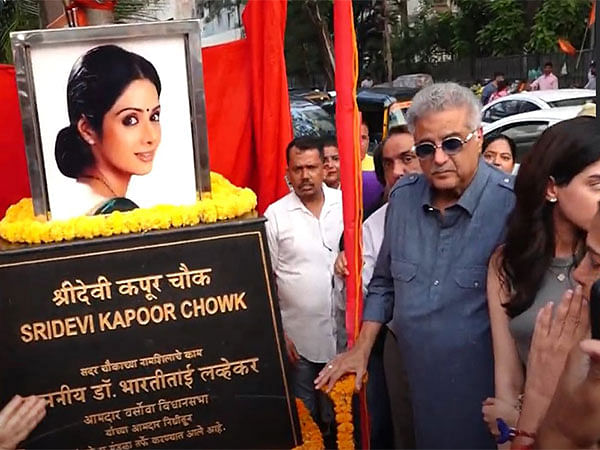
0, 172, 257, 244
324, 375, 357, 450
294, 374, 361, 450
295, 398, 325, 450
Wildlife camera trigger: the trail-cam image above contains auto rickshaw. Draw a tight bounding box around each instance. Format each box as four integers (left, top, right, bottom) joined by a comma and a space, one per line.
356, 86, 419, 150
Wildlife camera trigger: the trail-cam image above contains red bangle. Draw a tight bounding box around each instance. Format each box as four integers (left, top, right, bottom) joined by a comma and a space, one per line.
514, 429, 536, 440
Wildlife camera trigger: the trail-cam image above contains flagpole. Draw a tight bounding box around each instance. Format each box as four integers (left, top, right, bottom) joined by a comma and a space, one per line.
576, 26, 589, 69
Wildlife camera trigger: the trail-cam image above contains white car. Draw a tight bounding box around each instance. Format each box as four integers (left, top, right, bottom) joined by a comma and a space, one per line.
482, 106, 581, 162
482, 89, 595, 124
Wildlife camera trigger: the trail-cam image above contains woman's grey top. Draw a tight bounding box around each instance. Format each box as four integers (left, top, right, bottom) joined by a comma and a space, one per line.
509, 256, 574, 365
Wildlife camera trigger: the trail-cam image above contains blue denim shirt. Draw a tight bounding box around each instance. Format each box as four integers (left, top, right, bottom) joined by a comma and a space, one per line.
363, 159, 515, 449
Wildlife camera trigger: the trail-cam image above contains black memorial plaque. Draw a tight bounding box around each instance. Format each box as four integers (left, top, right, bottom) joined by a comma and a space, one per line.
0, 218, 300, 449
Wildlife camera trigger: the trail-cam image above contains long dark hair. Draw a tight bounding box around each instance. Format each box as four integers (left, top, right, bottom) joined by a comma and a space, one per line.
501, 116, 600, 317
55, 45, 161, 178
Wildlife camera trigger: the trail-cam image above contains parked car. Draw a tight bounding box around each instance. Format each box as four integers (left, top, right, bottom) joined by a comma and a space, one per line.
482, 106, 581, 162
290, 98, 335, 138
482, 89, 595, 124
288, 88, 332, 105
374, 73, 433, 89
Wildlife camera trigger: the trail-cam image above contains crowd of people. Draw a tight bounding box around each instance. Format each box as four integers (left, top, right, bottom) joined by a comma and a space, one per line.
2, 81, 599, 450
479, 60, 596, 107
267, 82, 600, 449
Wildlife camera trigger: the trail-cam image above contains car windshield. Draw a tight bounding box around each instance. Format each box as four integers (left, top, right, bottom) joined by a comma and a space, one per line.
291, 104, 336, 137
548, 97, 595, 108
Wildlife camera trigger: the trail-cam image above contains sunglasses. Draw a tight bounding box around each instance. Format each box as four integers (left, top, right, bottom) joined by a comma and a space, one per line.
413, 130, 478, 159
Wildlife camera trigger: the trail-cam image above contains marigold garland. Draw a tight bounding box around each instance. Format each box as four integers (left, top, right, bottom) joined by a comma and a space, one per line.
294, 374, 361, 450
294, 398, 324, 450
323, 374, 358, 450
0, 172, 257, 244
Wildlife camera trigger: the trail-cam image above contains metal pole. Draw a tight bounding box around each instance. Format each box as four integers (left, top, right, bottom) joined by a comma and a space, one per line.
576, 25, 589, 69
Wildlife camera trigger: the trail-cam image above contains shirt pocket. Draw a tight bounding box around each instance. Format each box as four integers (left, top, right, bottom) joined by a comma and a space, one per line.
390, 258, 417, 283
454, 266, 487, 290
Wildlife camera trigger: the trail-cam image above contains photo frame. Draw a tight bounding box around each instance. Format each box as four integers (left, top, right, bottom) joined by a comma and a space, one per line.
11, 20, 211, 221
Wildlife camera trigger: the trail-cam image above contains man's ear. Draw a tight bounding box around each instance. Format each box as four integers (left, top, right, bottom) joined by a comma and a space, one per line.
476, 127, 483, 154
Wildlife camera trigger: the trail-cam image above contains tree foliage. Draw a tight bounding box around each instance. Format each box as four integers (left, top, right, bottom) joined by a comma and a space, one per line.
0, 0, 40, 64
475, 0, 526, 56
526, 0, 590, 53
449, 0, 491, 58
285, 1, 332, 88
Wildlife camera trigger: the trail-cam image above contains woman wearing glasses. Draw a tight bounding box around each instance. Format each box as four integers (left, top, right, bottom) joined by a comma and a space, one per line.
54, 44, 161, 216
482, 116, 600, 440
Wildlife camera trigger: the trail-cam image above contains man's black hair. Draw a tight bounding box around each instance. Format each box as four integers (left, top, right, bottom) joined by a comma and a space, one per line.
285, 136, 325, 164
321, 135, 338, 149
373, 125, 412, 186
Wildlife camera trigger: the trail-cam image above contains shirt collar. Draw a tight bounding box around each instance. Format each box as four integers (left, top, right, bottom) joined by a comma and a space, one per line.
287, 184, 339, 213
421, 158, 490, 216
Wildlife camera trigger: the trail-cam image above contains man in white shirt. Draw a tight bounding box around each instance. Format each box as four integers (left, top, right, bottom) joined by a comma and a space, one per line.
264, 136, 343, 431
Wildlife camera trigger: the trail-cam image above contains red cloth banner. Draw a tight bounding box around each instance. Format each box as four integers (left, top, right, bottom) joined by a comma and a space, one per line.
333, 2, 370, 447
242, 0, 293, 213
0, 65, 30, 218
203, 40, 254, 190
589, 1, 596, 27
334, 0, 363, 352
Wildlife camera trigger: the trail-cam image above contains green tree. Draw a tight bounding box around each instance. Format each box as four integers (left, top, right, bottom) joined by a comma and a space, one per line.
0, 0, 40, 64
476, 0, 526, 56
391, 0, 453, 71
285, 1, 331, 88
526, 0, 590, 53
450, 0, 492, 57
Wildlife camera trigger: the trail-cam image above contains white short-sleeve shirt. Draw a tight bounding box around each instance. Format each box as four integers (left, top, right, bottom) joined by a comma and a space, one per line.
264, 185, 343, 363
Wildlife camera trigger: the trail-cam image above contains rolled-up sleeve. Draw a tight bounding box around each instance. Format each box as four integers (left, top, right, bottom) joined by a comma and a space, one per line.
362, 204, 395, 324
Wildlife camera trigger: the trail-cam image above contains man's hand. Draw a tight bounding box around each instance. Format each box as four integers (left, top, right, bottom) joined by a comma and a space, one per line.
0, 395, 46, 449
314, 345, 369, 393
334, 251, 349, 278
537, 339, 600, 449
314, 321, 382, 393
284, 334, 300, 365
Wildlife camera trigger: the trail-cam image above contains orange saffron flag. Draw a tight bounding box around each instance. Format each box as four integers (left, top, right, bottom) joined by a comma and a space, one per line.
558, 38, 576, 55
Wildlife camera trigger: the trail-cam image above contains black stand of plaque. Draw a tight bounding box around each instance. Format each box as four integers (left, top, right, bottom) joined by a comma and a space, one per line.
0, 218, 301, 449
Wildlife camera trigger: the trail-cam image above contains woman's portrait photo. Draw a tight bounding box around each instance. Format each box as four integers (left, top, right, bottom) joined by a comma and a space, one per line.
25, 31, 201, 220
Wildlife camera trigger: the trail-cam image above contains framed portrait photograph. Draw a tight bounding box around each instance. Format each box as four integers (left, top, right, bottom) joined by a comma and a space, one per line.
11, 20, 210, 221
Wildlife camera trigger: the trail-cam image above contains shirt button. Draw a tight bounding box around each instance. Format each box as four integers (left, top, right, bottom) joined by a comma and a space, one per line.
504, 178, 510, 183
474, 281, 480, 288
433, 280, 439, 286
